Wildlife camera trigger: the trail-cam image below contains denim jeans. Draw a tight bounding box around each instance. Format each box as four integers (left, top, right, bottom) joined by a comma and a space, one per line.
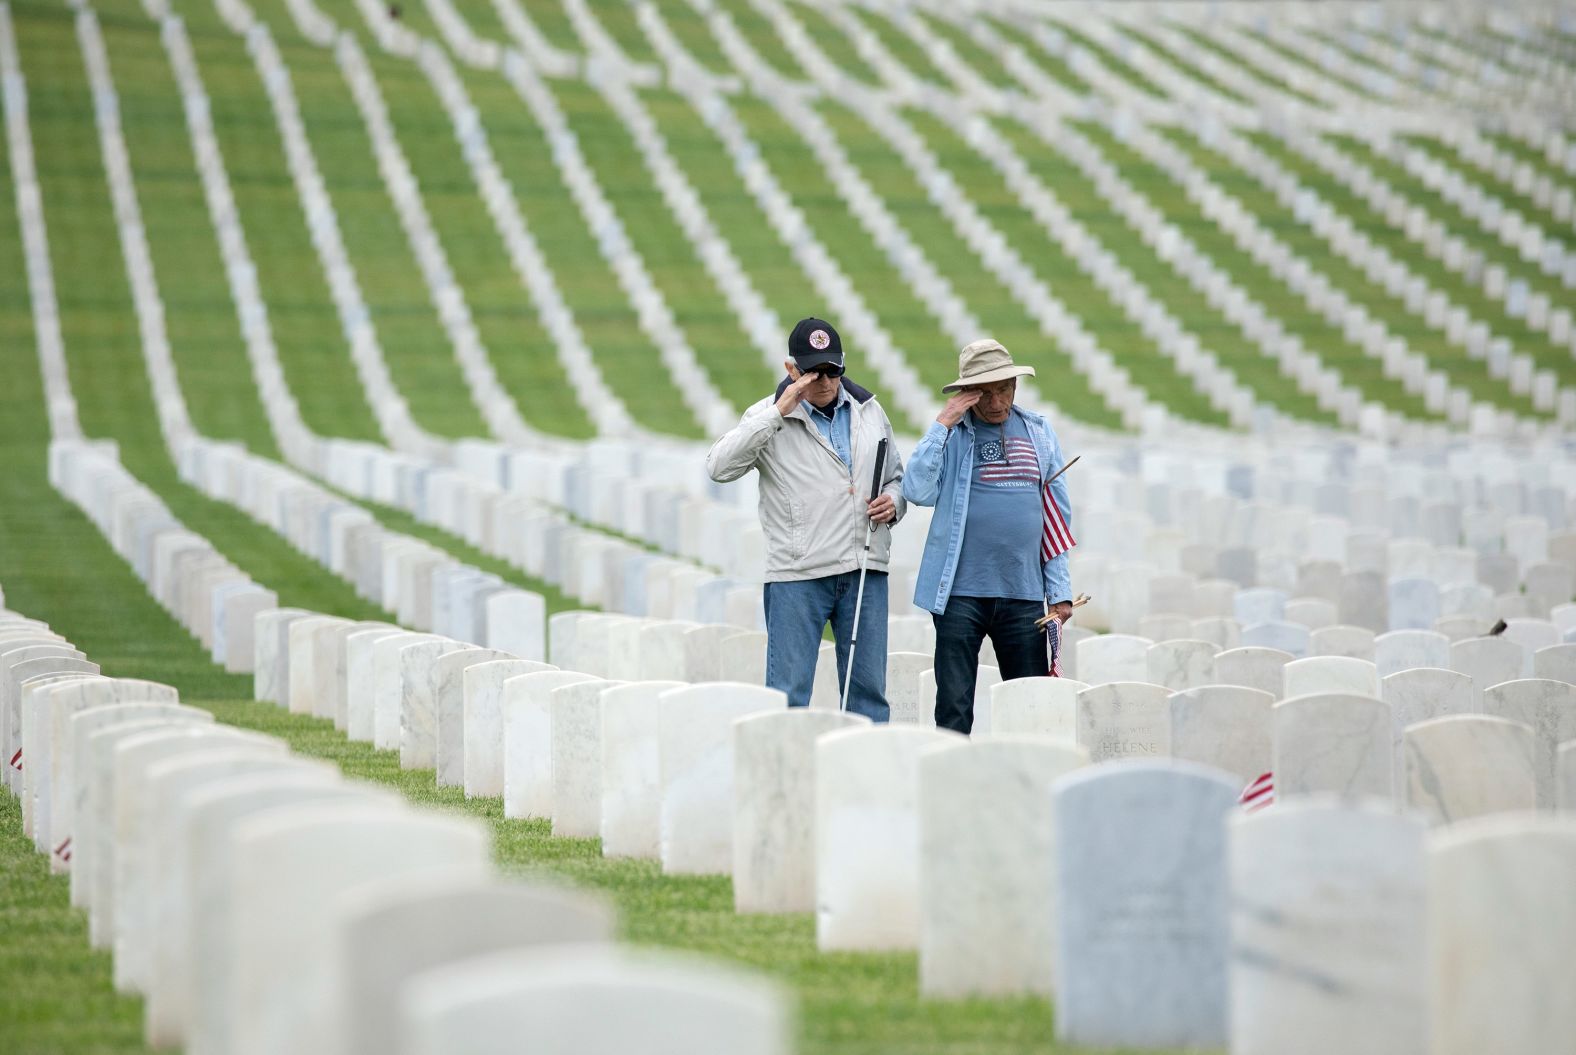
764, 571, 889, 723
932, 595, 1048, 734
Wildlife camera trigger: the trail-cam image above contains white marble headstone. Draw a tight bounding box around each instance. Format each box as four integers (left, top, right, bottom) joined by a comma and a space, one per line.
816, 725, 963, 950
1212, 646, 1294, 696
988, 677, 1085, 740
1404, 716, 1537, 826
1273, 694, 1393, 801
1076, 682, 1171, 762
1480, 678, 1576, 807
460, 659, 554, 798
502, 670, 599, 819
331, 874, 614, 1055
1229, 800, 1427, 1055
1146, 639, 1217, 691
918, 737, 1086, 997
1168, 684, 1275, 784
398, 945, 790, 1055
732, 708, 869, 913
221, 804, 490, 1055
1053, 759, 1240, 1050
549, 678, 624, 836
1428, 816, 1576, 1054
658, 683, 783, 874
431, 648, 515, 787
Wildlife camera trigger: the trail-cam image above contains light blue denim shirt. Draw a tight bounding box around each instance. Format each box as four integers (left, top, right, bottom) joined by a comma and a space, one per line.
901, 406, 1074, 615
806, 385, 852, 470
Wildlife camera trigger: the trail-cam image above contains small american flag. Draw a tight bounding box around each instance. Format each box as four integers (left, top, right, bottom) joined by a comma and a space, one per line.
1239, 771, 1274, 812
1040, 471, 1075, 561
1044, 611, 1064, 678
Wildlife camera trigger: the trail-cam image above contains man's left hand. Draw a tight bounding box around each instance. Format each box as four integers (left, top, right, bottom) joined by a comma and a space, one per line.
1049, 600, 1074, 622
867, 494, 896, 524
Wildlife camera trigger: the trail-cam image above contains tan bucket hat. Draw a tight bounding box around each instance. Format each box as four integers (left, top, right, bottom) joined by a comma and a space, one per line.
941, 339, 1036, 393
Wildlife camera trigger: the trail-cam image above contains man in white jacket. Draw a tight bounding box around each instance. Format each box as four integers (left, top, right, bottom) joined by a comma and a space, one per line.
705, 318, 906, 721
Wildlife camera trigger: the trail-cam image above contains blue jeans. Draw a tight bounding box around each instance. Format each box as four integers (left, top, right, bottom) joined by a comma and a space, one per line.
764, 572, 889, 723
933, 596, 1048, 734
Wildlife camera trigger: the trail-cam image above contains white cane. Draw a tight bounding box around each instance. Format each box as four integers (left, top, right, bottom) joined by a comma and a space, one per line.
841, 437, 889, 712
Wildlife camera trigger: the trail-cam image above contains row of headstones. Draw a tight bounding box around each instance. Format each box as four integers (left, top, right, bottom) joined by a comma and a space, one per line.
330, 632, 1576, 1052
1074, 556, 1575, 638
1117, 112, 1570, 432
50, 439, 278, 674
211, 1, 440, 456
1438, 123, 1576, 228
804, 71, 1166, 425
1067, 441, 1576, 557
1263, 121, 1576, 364
874, 82, 1264, 426
0, 603, 790, 1055
960, 657, 1576, 808
176, 439, 550, 661
1072, 624, 1576, 686
1367, 130, 1574, 292
1208, 118, 1572, 413
172, 0, 1576, 454
1060, 89, 1407, 430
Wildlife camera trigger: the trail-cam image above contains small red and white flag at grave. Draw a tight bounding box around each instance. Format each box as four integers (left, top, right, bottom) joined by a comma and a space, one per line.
1239, 771, 1275, 812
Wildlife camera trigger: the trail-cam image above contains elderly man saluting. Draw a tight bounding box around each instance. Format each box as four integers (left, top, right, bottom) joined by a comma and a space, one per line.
706, 318, 905, 722
903, 339, 1076, 734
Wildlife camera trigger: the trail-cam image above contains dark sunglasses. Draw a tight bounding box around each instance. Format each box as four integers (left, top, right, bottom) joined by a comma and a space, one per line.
806, 364, 844, 379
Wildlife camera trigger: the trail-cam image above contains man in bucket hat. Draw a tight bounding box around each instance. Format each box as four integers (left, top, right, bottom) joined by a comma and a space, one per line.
902, 339, 1076, 734
706, 318, 905, 722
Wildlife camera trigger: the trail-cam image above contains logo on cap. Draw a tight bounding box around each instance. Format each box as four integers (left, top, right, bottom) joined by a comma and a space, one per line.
809, 329, 830, 350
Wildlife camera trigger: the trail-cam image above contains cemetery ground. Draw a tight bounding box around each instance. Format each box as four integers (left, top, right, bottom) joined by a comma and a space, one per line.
0, 357, 1072, 1054
0, 523, 1069, 1054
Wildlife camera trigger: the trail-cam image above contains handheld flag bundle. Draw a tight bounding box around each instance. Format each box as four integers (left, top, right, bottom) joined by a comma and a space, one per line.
840, 438, 888, 712
1037, 594, 1091, 677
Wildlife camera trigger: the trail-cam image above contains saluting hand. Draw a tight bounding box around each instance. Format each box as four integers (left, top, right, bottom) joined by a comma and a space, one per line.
775, 361, 821, 417
937, 389, 981, 428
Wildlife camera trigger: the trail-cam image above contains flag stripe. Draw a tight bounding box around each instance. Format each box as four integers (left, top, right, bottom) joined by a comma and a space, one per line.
1040, 474, 1075, 561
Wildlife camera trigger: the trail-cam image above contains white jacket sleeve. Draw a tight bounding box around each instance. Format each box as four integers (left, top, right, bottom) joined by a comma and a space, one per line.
705, 401, 782, 483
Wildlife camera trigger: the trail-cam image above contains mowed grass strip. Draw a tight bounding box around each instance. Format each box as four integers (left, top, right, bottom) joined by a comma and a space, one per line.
1240, 25, 1378, 99
1166, 23, 1325, 107
97, 15, 281, 457
1042, 17, 1167, 98
1482, 131, 1576, 197
841, 5, 955, 89
979, 13, 1094, 95
1109, 22, 1253, 105
779, 0, 881, 86
1253, 130, 1571, 380
709, 0, 810, 81
1329, 132, 1570, 313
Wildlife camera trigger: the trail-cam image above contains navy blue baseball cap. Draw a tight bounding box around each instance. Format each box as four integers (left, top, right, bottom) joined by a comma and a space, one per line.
788, 317, 843, 372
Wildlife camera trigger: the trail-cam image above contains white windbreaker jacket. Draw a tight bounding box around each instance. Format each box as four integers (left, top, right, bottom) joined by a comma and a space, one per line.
705, 378, 906, 583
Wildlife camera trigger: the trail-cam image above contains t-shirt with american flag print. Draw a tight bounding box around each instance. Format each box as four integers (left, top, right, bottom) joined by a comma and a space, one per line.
950, 412, 1044, 602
